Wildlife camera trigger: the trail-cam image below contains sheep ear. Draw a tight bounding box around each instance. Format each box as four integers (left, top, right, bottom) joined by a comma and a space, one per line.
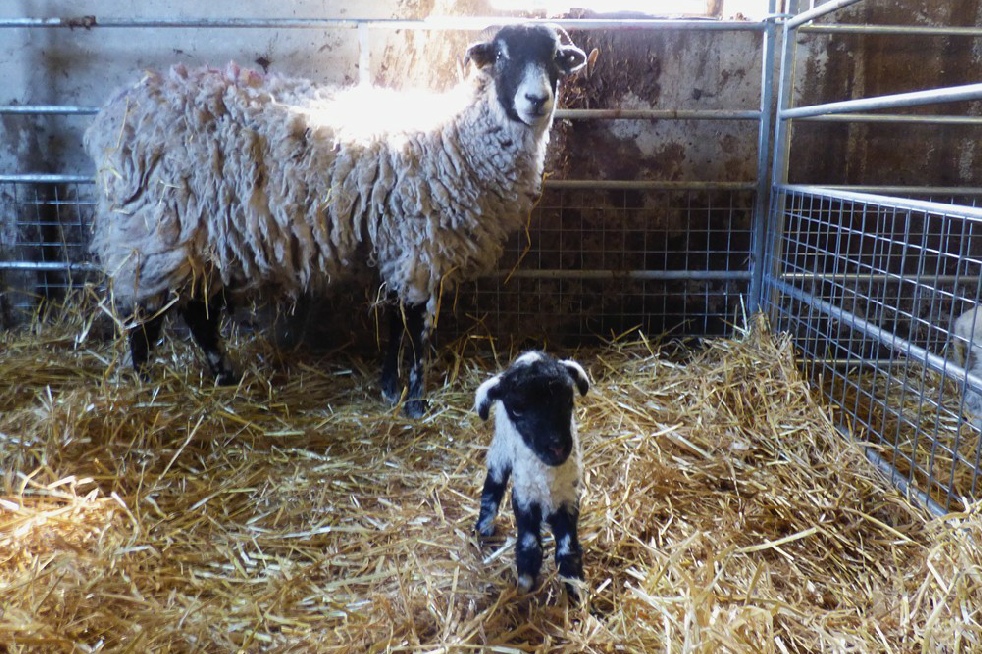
465, 41, 496, 69
561, 359, 590, 396
474, 375, 501, 421
557, 45, 587, 75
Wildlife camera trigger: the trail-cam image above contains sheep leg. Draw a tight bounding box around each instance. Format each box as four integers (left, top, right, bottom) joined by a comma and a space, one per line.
380, 298, 404, 405
513, 497, 544, 592
129, 309, 166, 382
402, 301, 429, 418
475, 464, 512, 537
548, 503, 584, 600
181, 300, 240, 385
380, 300, 429, 418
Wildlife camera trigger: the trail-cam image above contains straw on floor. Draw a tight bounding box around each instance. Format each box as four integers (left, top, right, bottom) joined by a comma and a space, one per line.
1, 309, 980, 652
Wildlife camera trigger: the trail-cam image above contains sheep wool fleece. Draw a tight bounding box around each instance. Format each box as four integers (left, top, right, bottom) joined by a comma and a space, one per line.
85, 62, 551, 314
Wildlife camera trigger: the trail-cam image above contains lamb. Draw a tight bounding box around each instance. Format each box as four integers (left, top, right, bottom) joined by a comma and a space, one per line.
951, 306, 982, 425
473, 351, 590, 599
84, 24, 587, 417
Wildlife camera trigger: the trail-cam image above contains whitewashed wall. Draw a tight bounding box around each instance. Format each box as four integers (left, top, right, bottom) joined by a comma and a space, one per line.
0, 0, 505, 176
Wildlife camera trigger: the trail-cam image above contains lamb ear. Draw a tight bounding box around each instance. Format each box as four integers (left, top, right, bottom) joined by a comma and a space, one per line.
561, 359, 590, 396
474, 375, 502, 421
465, 41, 496, 69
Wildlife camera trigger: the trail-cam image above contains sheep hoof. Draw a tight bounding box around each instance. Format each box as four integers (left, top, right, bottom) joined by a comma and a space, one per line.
402, 398, 428, 419
215, 369, 242, 386
380, 382, 401, 406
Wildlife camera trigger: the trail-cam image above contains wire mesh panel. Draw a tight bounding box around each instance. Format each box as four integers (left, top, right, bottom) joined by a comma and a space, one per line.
0, 178, 755, 342
0, 180, 97, 324
763, 185, 982, 512
441, 186, 755, 344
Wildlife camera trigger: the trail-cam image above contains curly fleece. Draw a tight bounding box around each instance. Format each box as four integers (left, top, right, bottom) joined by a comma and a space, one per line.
85, 61, 552, 320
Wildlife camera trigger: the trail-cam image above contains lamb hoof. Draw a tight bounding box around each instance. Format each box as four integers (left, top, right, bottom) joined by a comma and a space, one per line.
563, 579, 585, 604
402, 398, 428, 419
475, 518, 496, 539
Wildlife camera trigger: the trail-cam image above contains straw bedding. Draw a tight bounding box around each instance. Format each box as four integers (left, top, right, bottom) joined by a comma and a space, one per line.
2, 308, 981, 652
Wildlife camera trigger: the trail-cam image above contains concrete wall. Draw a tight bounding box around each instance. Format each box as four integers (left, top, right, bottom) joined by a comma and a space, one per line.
791, 0, 982, 188
0, 0, 482, 177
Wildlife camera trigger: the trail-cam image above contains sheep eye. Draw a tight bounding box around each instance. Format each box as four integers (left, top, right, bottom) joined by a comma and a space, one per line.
495, 49, 503, 61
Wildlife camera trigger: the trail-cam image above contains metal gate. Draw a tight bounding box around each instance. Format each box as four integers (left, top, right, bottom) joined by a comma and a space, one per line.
759, 0, 982, 514
0, 12, 774, 343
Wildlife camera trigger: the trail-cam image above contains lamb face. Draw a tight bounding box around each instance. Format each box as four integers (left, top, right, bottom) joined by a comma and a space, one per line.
466, 24, 586, 128
475, 351, 590, 467
498, 370, 577, 466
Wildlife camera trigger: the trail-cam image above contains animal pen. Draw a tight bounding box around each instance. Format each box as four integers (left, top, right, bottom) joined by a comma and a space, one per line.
3, 1, 982, 651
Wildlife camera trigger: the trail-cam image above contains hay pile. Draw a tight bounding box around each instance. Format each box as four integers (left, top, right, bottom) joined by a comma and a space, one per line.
2, 310, 981, 652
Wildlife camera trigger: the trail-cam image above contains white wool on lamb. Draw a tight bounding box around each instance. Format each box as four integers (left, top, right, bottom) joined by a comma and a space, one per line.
84, 24, 587, 416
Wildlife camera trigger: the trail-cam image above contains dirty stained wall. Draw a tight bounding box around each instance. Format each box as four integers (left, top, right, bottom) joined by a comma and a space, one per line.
791, 0, 982, 189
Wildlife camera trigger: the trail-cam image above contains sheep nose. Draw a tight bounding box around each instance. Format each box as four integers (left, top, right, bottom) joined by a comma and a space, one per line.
525, 93, 548, 112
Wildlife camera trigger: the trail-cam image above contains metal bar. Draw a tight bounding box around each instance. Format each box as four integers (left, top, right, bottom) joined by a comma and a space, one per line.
771, 19, 798, 189
0, 105, 97, 115
0, 174, 94, 184
799, 358, 912, 367
4, 107, 762, 122
491, 269, 751, 281
817, 185, 982, 196
0, 261, 747, 281
28, 108, 977, 125
748, 0, 778, 313
544, 180, 756, 191
784, 184, 982, 222
0, 261, 98, 272
0, 17, 769, 32
780, 83, 982, 120
554, 108, 760, 121
0, 175, 754, 192
6, 108, 760, 123
758, 7, 800, 317
786, 0, 863, 29
803, 24, 982, 37
780, 272, 977, 285
798, 113, 982, 125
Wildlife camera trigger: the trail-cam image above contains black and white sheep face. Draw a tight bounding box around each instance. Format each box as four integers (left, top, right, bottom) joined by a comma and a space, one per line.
466, 24, 587, 128
476, 351, 590, 466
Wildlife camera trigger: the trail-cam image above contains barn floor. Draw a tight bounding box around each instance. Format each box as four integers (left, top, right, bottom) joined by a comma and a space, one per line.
1, 307, 980, 652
